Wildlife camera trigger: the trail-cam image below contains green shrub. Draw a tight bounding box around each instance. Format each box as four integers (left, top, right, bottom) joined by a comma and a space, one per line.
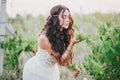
0, 30, 37, 80
83, 21, 120, 80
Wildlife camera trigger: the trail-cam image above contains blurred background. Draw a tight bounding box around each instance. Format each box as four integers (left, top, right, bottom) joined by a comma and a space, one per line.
0, 0, 120, 80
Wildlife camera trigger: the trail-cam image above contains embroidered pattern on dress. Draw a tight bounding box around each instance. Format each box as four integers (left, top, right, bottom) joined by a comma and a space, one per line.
36, 50, 56, 66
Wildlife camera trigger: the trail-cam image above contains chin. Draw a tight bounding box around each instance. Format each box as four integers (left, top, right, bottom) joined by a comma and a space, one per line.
64, 26, 69, 29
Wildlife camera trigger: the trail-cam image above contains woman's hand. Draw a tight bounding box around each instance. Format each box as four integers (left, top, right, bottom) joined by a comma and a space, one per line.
71, 69, 80, 78
70, 37, 80, 45
68, 28, 80, 45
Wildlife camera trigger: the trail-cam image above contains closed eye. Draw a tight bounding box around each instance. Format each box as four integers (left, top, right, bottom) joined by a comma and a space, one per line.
63, 15, 70, 19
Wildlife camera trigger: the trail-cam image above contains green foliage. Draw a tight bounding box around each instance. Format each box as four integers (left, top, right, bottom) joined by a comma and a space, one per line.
3, 31, 36, 70
83, 21, 120, 80
68, 63, 81, 72
75, 30, 88, 41
0, 30, 37, 79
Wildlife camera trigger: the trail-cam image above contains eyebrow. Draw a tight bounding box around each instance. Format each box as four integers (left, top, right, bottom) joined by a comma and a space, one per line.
63, 14, 70, 18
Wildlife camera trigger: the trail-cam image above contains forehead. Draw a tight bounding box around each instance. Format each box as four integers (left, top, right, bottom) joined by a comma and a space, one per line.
63, 9, 70, 15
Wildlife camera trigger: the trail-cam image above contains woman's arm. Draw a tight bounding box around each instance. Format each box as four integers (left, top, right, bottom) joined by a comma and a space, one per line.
60, 28, 79, 66
60, 42, 74, 65
60, 36, 80, 65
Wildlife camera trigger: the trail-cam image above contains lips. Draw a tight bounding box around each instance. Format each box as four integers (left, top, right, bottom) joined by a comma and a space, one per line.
65, 23, 69, 25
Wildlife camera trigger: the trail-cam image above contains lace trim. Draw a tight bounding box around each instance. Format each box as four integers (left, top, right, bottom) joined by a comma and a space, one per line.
36, 50, 56, 65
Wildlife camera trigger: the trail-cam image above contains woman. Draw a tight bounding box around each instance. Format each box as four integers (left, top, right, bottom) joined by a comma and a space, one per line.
23, 5, 80, 80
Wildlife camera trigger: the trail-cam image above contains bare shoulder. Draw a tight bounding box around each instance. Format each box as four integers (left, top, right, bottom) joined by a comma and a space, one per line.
38, 33, 51, 49
39, 33, 48, 41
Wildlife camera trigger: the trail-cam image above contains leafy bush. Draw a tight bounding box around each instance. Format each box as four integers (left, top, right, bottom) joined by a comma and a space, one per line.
83, 21, 120, 80
0, 30, 37, 80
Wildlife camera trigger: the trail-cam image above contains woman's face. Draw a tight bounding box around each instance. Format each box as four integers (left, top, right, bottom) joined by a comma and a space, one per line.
58, 9, 70, 29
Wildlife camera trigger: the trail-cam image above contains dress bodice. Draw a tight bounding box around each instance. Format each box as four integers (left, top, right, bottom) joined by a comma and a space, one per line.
36, 47, 56, 66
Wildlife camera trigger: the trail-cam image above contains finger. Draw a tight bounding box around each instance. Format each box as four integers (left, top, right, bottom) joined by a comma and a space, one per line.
76, 40, 80, 42
75, 40, 80, 43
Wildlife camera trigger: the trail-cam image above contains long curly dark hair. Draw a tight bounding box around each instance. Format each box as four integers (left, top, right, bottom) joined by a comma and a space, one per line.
42, 5, 73, 62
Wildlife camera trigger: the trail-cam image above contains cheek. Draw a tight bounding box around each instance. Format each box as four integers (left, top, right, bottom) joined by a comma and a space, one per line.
59, 18, 64, 25
61, 24, 69, 29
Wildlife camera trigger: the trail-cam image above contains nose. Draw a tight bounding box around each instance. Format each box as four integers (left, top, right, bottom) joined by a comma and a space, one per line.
65, 17, 69, 22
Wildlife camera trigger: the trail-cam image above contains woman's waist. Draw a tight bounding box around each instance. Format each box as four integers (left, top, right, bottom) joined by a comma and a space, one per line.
36, 51, 56, 65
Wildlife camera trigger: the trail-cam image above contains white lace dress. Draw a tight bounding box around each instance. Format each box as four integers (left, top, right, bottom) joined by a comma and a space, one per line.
23, 47, 60, 80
